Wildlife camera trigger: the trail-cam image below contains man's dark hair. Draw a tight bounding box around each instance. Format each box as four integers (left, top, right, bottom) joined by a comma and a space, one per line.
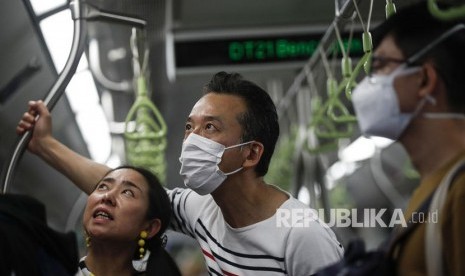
203, 72, 279, 176
372, 1, 465, 113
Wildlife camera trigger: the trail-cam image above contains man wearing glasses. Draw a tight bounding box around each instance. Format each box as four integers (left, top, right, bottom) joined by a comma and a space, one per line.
351, 1, 465, 275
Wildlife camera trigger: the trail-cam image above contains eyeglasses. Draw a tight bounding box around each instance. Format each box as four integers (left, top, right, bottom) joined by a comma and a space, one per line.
367, 23, 465, 76
368, 55, 407, 75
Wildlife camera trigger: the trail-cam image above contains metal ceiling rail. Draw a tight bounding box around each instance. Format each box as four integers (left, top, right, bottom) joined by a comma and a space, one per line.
276, 0, 361, 119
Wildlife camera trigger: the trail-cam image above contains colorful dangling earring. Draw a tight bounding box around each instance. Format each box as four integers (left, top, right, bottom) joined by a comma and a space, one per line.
138, 230, 148, 258
85, 234, 91, 248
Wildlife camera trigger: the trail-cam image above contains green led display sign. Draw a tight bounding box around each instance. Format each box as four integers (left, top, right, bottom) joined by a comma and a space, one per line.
175, 32, 363, 68
228, 39, 319, 61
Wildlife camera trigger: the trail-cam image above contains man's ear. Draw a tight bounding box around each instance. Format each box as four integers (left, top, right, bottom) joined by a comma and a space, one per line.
145, 218, 162, 239
243, 142, 264, 168
419, 63, 438, 98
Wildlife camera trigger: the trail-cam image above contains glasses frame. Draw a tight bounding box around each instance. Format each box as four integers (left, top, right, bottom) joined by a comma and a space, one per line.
369, 23, 465, 76
369, 55, 407, 75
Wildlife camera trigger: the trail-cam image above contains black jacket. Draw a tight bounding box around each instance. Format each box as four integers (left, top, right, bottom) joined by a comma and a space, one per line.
0, 194, 78, 276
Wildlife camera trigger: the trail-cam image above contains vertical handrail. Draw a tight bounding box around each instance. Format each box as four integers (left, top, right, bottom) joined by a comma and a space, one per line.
1, 0, 87, 194
1, 1, 148, 194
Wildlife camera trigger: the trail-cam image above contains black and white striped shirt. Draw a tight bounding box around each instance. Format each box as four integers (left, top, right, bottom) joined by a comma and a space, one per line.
168, 188, 343, 275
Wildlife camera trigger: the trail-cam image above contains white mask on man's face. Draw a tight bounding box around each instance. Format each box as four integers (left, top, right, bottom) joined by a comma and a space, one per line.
352, 64, 465, 140
352, 65, 424, 140
178, 133, 253, 195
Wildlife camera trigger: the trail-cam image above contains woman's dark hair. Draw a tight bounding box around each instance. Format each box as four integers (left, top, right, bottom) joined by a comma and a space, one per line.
203, 72, 280, 176
104, 165, 181, 275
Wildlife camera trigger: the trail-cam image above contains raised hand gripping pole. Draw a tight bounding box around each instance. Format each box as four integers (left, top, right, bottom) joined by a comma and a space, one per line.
1, 0, 87, 194
1, 1, 147, 194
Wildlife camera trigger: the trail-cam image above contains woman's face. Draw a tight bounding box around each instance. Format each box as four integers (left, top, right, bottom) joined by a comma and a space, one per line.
83, 168, 151, 242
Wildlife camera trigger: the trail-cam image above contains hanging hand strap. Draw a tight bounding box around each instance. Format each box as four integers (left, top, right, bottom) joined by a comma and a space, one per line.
428, 0, 465, 21
124, 28, 168, 183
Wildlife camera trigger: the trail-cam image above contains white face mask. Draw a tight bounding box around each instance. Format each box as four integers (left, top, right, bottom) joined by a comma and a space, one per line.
352, 65, 424, 140
352, 64, 465, 140
178, 133, 253, 195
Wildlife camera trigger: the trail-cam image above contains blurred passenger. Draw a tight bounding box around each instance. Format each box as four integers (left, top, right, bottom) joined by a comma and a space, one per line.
17, 72, 343, 275
351, 1, 465, 275
0, 194, 78, 276
79, 165, 181, 275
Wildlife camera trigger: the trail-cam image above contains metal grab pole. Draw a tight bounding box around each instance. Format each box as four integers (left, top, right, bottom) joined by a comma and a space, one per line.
0, 0, 87, 194
0, 1, 148, 194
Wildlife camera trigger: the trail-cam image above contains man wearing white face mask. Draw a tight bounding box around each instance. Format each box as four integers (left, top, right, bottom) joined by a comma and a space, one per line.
17, 72, 343, 275
351, 2, 465, 275
178, 133, 255, 195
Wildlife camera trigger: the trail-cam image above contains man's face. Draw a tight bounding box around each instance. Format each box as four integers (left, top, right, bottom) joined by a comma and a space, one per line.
184, 93, 245, 144
372, 35, 405, 75
373, 35, 423, 112
183, 93, 249, 173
